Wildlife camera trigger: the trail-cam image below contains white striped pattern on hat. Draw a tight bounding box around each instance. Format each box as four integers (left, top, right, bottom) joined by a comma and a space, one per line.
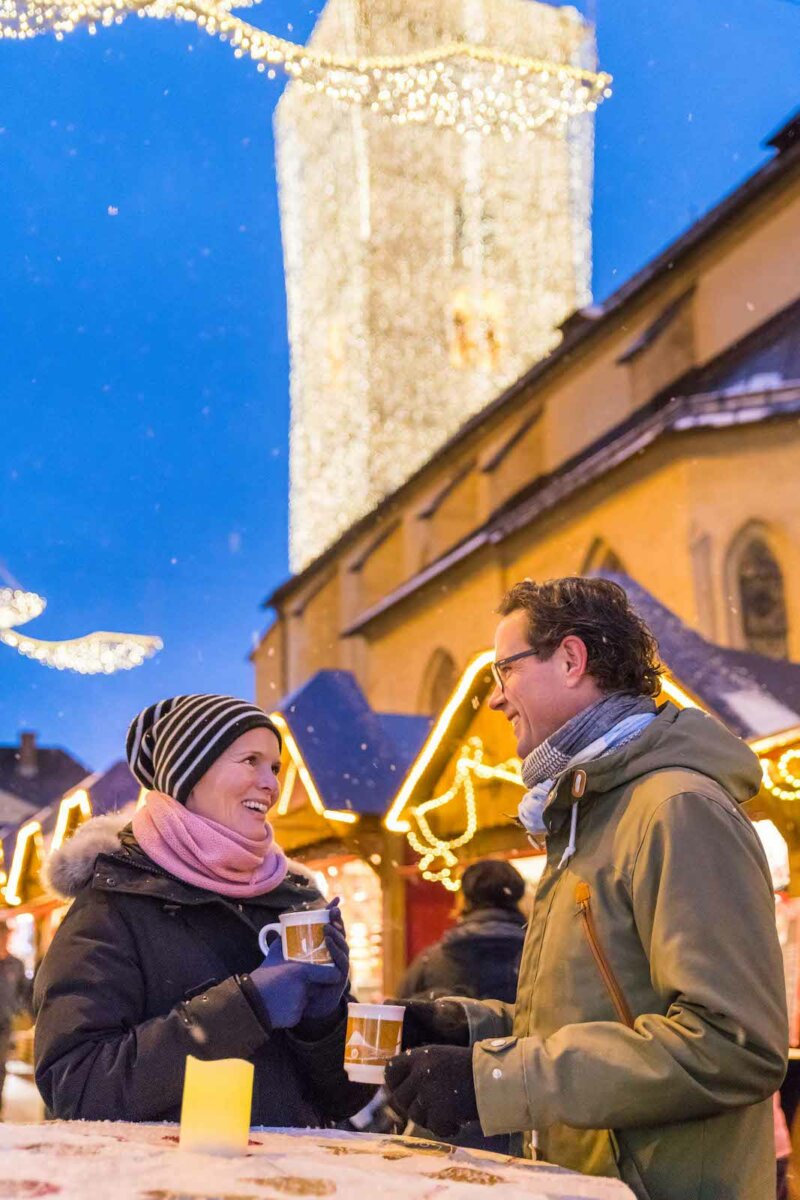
126, 694, 280, 804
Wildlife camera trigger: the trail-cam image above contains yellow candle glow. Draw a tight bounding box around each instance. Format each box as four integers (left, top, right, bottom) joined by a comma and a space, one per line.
179, 1055, 254, 1157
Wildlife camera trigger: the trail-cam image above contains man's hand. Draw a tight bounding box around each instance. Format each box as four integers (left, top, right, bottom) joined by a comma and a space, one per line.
391, 999, 470, 1049
384, 1045, 478, 1137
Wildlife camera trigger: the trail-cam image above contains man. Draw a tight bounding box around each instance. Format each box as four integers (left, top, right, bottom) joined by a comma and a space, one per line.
0, 923, 29, 1115
386, 577, 788, 1200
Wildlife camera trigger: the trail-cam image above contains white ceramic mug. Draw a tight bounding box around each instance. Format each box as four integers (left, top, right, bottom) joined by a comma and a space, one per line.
343, 1002, 405, 1083
258, 908, 333, 965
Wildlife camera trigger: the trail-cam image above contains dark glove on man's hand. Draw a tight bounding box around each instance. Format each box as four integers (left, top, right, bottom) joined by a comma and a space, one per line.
301, 901, 350, 1021
384, 1045, 477, 1137
393, 999, 470, 1049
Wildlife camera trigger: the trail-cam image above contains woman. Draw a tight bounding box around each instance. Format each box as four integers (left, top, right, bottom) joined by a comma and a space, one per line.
34, 693, 373, 1124
397, 859, 527, 1004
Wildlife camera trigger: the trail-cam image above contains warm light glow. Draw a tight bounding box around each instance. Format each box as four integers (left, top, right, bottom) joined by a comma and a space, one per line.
179, 1056, 254, 1157
658, 672, 704, 712
270, 712, 358, 824
275, 758, 298, 817
750, 726, 800, 757
386, 649, 494, 833
51, 789, 93, 851
2, 821, 43, 907
0, 0, 610, 136
761, 748, 800, 803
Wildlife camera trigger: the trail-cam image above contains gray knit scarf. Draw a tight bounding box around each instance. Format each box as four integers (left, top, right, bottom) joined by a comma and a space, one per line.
519, 692, 658, 866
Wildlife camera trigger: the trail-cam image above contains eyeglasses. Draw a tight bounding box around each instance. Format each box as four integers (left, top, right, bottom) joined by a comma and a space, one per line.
491, 648, 539, 694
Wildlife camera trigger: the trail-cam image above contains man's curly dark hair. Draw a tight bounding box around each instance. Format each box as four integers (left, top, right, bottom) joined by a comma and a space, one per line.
497, 577, 663, 698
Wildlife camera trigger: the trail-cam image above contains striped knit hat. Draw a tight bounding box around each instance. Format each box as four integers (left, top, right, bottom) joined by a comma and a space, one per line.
126, 694, 282, 805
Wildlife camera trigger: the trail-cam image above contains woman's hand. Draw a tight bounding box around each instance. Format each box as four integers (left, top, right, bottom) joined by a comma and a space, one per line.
301, 900, 350, 1021
249, 935, 335, 1029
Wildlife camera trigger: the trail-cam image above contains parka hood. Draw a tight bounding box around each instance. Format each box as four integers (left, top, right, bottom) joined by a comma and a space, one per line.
549, 702, 763, 815
442, 908, 526, 958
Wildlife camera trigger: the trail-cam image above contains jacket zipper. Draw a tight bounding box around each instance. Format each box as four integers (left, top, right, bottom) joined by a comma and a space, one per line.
575, 881, 635, 1029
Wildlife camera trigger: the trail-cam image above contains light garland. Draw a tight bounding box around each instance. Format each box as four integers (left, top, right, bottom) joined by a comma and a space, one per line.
1, 628, 162, 674
282, 0, 602, 569
762, 749, 800, 803
0, 0, 610, 137
0, 585, 161, 674
0, 587, 46, 630
407, 736, 523, 891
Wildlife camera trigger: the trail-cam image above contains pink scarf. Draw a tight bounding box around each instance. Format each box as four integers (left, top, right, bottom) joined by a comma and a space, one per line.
132, 791, 288, 898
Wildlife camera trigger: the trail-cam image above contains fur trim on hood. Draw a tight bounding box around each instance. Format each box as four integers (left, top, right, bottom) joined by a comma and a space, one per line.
45, 809, 317, 900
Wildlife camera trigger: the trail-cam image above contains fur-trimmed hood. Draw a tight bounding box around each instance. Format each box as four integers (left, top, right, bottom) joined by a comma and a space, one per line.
45, 809, 316, 900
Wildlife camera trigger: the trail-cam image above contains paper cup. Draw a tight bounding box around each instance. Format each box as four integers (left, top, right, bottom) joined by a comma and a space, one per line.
344, 1002, 405, 1083
258, 908, 332, 965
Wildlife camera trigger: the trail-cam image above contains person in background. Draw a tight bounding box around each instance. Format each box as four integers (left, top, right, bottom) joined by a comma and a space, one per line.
0, 922, 30, 1116
34, 694, 373, 1124
397, 859, 527, 1004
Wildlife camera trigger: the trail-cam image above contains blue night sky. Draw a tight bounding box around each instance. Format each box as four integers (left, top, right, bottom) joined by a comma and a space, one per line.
1, 0, 798, 775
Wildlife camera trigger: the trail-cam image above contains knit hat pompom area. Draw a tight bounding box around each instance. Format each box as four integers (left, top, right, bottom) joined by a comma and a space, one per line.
126, 694, 282, 805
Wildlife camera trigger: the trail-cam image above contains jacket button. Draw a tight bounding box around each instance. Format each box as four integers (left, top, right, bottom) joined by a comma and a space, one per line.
489, 1038, 508, 1048
105, 876, 116, 886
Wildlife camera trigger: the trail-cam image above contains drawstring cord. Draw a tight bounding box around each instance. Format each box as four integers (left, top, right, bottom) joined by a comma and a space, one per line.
557, 801, 579, 871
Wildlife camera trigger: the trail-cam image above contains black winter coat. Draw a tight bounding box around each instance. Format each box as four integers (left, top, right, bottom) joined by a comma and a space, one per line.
34, 818, 372, 1125
397, 907, 526, 1004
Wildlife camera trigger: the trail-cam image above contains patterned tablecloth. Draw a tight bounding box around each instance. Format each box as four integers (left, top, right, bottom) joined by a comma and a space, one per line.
0, 1121, 635, 1200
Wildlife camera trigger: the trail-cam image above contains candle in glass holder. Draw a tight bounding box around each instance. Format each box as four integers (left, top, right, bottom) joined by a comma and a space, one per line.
179, 1055, 254, 1156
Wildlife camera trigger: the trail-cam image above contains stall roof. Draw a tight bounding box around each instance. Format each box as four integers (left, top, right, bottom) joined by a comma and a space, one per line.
602, 572, 800, 740
277, 670, 431, 817
0, 742, 87, 827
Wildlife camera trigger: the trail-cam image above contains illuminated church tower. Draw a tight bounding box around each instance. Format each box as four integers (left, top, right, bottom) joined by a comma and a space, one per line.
277, 0, 598, 571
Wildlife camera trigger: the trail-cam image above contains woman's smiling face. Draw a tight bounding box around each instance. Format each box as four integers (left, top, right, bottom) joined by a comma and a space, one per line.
185, 727, 282, 835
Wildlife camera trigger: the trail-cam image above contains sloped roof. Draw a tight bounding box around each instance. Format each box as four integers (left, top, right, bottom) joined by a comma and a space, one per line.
278, 670, 431, 816
600, 572, 800, 740
0, 744, 87, 825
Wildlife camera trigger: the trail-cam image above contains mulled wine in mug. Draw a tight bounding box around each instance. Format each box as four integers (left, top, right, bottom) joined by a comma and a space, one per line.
258, 908, 333, 965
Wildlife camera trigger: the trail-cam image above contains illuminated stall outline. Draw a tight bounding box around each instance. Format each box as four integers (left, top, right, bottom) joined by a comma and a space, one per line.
2, 787, 95, 906
269, 711, 359, 826
384, 647, 791, 890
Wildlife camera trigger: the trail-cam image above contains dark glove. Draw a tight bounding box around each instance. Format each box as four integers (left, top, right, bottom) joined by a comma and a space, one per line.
302, 900, 350, 1020
384, 1045, 478, 1137
391, 999, 470, 1049
250, 933, 336, 1029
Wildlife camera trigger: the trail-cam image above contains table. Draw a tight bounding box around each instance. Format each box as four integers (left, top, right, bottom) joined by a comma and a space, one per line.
0, 1121, 635, 1199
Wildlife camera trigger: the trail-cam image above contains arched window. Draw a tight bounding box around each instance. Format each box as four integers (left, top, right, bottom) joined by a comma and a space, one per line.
580, 538, 626, 576
729, 529, 789, 659
418, 648, 458, 716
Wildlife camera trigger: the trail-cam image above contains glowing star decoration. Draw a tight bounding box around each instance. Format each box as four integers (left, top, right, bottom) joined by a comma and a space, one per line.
0, 586, 162, 674
407, 736, 524, 891
279, 0, 604, 569
0, 0, 610, 137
